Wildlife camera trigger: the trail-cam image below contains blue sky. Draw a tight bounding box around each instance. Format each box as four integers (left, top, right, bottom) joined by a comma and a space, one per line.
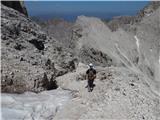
24, 1, 149, 21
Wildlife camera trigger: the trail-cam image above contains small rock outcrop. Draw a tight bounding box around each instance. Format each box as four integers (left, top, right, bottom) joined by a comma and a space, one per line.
106, 1, 160, 31
138, 1, 160, 18
1, 1, 28, 16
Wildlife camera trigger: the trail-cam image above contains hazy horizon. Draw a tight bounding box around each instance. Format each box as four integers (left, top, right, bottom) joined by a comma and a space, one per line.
24, 1, 149, 21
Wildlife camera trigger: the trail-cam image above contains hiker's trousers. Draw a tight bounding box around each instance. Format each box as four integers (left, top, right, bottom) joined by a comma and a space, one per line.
88, 79, 94, 88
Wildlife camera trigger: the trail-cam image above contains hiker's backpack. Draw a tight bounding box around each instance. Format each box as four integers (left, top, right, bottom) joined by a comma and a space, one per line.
87, 69, 96, 80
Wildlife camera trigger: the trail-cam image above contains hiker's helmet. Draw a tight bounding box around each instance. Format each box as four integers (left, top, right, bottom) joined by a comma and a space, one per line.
89, 63, 94, 68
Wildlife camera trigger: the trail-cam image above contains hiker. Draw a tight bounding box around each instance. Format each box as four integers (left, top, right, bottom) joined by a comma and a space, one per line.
86, 63, 96, 92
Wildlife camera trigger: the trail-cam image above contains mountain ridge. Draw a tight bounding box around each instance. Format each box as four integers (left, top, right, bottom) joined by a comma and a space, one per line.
1, 1, 160, 120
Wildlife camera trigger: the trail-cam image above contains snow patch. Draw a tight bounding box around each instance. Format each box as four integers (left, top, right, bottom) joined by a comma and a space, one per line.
2, 89, 71, 120
134, 35, 140, 50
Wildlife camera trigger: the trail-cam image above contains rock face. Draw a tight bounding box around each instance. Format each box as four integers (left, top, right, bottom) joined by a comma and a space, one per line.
39, 19, 75, 49
1, 4, 77, 93
72, 6, 160, 96
39, 19, 115, 67
1, 1, 28, 16
106, 16, 136, 31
